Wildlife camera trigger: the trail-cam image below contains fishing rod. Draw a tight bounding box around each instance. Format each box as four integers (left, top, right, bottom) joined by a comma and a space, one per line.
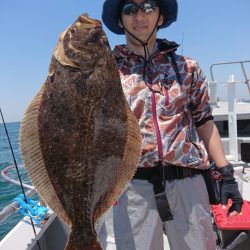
181, 32, 184, 55
0, 107, 42, 250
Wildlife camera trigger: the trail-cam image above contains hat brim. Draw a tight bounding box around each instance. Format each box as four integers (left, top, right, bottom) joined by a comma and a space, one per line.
102, 0, 178, 35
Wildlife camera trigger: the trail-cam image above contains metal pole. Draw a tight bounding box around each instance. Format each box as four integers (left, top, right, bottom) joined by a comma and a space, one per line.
227, 75, 238, 162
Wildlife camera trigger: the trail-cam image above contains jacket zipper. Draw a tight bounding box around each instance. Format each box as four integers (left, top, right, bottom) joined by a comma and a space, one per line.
151, 93, 163, 161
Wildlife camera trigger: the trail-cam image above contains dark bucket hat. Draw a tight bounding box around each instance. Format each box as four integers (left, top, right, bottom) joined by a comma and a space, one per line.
102, 0, 178, 35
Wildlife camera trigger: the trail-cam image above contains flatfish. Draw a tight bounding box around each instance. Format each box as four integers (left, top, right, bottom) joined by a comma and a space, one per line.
19, 13, 141, 250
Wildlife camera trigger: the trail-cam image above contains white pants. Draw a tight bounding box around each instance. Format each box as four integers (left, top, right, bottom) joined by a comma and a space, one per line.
98, 174, 216, 250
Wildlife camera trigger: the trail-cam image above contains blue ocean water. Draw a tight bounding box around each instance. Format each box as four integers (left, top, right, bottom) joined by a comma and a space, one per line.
0, 122, 28, 241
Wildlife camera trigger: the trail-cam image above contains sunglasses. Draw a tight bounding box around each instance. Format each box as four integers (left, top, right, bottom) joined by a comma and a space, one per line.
121, 1, 158, 16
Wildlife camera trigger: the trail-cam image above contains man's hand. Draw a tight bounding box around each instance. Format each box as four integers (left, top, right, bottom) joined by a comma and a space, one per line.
217, 164, 243, 216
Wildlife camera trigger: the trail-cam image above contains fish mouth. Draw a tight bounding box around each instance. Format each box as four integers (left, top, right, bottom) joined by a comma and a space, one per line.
78, 13, 102, 29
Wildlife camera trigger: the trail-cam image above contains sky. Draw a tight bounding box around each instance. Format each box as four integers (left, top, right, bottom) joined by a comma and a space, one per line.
0, 0, 250, 122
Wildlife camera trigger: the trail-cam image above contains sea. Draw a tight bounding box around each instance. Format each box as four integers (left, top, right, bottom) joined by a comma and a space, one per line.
0, 122, 30, 241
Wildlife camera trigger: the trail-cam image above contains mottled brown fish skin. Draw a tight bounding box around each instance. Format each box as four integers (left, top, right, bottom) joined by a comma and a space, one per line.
19, 14, 141, 250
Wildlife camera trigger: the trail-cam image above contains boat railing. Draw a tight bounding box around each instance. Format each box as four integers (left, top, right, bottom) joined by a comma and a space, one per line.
209, 60, 250, 92
0, 165, 35, 224
0, 189, 36, 224
1, 164, 34, 190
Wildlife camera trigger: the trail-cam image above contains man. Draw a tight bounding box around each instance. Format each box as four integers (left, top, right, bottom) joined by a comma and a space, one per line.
100, 0, 243, 249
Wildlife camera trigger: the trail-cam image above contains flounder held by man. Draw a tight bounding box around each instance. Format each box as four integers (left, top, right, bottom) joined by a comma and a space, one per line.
19, 13, 142, 250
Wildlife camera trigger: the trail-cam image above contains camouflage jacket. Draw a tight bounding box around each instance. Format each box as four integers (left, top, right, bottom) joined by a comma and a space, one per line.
113, 39, 213, 169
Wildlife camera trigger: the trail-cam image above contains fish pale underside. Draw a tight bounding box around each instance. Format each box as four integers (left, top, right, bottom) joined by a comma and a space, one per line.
19, 13, 142, 250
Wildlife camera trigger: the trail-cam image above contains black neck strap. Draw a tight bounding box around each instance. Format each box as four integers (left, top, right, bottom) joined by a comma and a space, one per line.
121, 14, 161, 80
121, 14, 161, 57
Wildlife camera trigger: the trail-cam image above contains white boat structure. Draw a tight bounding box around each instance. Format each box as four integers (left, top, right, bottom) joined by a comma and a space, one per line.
0, 60, 250, 250
209, 60, 250, 166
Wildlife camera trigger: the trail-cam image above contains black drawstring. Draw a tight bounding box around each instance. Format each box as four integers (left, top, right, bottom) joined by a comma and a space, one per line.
121, 14, 164, 94
120, 14, 182, 91
121, 13, 161, 60
142, 44, 148, 79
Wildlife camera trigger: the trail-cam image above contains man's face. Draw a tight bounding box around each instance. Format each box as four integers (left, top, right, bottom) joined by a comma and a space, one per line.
120, 0, 164, 43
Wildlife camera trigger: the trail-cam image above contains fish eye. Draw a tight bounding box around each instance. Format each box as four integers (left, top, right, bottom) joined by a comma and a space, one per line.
71, 28, 76, 34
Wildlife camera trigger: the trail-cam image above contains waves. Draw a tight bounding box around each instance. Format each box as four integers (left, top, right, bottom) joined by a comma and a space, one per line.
0, 122, 27, 240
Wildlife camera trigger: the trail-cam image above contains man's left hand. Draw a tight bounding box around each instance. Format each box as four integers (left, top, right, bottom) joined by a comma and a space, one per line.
217, 164, 243, 216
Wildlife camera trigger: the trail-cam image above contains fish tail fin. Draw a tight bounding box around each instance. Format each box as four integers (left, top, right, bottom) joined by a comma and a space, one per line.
65, 233, 103, 250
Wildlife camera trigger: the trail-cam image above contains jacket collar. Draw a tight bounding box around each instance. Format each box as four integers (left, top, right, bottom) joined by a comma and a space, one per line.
113, 39, 180, 60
